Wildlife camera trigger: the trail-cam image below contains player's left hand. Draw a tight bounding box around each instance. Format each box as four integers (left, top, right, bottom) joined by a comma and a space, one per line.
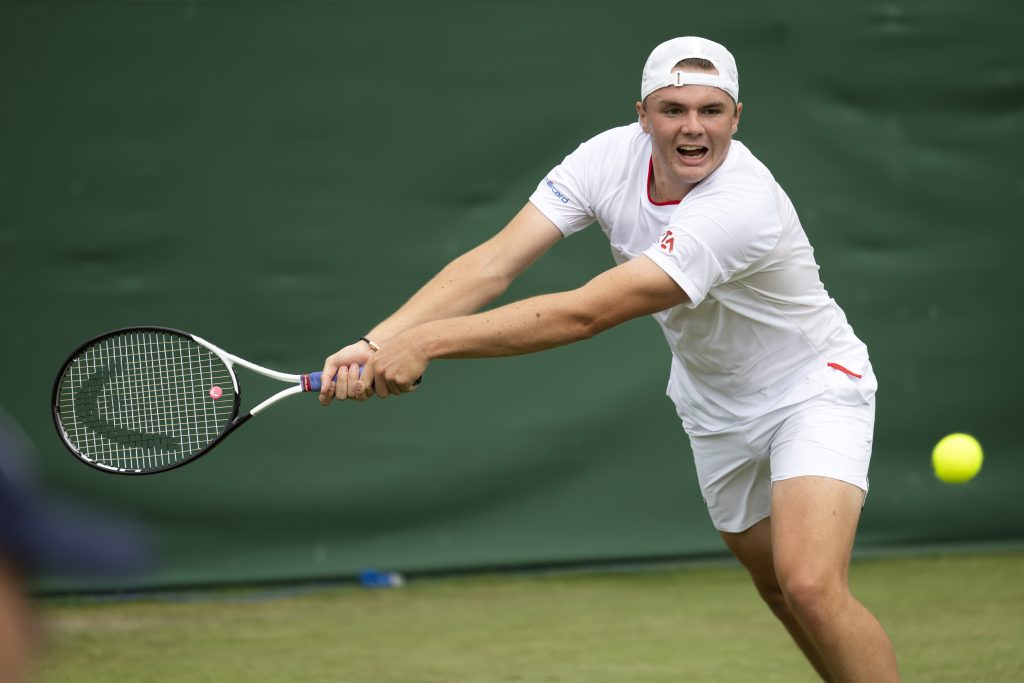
357, 333, 427, 399
319, 340, 377, 405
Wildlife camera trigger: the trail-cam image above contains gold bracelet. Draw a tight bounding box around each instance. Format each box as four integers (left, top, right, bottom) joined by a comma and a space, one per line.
358, 336, 381, 352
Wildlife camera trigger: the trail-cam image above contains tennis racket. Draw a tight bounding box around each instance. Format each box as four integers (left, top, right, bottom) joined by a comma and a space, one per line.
52, 326, 340, 475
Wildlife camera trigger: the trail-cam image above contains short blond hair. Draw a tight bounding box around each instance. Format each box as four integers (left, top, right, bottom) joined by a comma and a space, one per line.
673, 57, 717, 73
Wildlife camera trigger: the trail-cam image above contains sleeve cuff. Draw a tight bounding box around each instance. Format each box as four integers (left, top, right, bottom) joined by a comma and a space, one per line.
527, 196, 575, 237
643, 248, 704, 309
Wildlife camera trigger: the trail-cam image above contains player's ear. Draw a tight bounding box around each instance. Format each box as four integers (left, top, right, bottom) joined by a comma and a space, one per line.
636, 100, 649, 133
732, 101, 742, 135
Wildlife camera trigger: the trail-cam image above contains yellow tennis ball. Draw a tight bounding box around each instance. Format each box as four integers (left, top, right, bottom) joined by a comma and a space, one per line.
932, 433, 983, 484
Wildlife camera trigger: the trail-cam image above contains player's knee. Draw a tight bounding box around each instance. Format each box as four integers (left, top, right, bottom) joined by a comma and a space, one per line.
778, 571, 846, 624
753, 577, 788, 612
733, 559, 790, 615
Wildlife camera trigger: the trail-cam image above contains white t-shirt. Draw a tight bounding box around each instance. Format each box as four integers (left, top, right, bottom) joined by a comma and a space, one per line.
528, 122, 869, 434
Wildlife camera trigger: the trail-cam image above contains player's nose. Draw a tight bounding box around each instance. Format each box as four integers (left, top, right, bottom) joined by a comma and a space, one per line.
679, 111, 703, 135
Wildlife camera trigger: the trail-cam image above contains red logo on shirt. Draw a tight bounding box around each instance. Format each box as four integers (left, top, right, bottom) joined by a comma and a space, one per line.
658, 229, 675, 254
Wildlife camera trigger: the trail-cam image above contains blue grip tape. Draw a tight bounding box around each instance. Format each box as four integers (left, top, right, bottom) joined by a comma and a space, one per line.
306, 372, 324, 392
302, 367, 367, 392
302, 366, 419, 393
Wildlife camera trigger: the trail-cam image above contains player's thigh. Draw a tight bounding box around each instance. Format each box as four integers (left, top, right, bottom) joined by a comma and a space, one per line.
770, 476, 864, 589
689, 430, 771, 534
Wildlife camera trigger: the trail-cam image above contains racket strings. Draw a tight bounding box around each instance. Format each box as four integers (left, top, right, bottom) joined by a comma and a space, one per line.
56, 331, 235, 471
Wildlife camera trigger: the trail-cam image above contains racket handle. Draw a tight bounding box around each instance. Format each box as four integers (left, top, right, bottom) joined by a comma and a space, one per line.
301, 369, 421, 392
302, 371, 335, 392
302, 367, 365, 392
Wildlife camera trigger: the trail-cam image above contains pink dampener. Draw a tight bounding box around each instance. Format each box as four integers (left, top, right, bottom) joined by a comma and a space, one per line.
209, 386, 223, 399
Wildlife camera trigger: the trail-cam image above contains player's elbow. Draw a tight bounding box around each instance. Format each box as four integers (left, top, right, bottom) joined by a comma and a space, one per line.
568, 315, 601, 343
568, 298, 623, 342
456, 247, 516, 300
569, 284, 671, 341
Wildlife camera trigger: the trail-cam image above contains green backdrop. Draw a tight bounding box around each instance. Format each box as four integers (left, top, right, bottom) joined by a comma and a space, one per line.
1, 0, 1021, 591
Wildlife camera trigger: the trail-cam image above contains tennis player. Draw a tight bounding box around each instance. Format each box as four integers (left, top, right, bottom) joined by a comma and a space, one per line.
321, 37, 899, 682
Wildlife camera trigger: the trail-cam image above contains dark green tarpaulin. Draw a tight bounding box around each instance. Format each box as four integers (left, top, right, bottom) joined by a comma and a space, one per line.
1, 0, 1021, 590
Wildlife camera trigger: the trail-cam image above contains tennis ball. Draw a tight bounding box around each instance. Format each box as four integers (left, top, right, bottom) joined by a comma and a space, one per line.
932, 433, 983, 484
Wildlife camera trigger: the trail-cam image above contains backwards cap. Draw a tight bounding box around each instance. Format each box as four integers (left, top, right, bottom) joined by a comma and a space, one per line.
640, 36, 739, 103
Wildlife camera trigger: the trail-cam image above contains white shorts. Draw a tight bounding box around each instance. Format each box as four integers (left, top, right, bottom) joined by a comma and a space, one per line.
687, 364, 877, 534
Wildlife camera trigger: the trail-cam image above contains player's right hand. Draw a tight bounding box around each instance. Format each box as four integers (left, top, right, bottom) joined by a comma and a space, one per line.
319, 341, 375, 406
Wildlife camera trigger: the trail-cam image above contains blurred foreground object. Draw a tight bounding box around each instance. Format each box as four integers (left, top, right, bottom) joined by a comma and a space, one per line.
0, 407, 149, 683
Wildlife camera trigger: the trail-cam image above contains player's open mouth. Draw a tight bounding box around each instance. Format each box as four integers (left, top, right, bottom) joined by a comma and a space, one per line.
677, 145, 708, 160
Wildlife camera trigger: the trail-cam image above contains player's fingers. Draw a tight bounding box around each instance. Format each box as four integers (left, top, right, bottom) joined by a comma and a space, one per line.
319, 356, 340, 406
343, 363, 361, 399
398, 375, 421, 393
334, 364, 349, 401
356, 359, 377, 401
375, 370, 391, 399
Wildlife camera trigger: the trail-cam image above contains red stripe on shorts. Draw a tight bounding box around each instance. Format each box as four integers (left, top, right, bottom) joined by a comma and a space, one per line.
827, 362, 863, 379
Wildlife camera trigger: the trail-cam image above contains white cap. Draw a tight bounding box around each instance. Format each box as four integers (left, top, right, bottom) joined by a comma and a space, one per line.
640, 37, 739, 103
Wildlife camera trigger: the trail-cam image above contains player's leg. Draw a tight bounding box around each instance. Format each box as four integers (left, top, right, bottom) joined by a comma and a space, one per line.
689, 429, 832, 680
767, 365, 898, 682
770, 476, 899, 682
719, 519, 834, 682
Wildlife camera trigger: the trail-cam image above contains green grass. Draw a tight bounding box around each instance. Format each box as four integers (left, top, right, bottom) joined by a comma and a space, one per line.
37, 551, 1024, 682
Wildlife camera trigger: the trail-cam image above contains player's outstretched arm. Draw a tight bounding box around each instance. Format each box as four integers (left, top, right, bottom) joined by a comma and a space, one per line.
358, 255, 689, 398
320, 203, 563, 404
368, 203, 563, 341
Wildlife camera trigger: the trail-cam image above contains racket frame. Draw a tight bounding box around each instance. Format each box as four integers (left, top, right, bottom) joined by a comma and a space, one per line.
52, 326, 312, 475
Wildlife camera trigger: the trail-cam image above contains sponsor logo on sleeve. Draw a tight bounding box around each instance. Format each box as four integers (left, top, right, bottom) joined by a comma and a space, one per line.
658, 229, 675, 254
545, 178, 570, 204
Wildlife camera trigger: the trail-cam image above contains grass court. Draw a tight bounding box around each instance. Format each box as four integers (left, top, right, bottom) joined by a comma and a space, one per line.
38, 550, 1024, 682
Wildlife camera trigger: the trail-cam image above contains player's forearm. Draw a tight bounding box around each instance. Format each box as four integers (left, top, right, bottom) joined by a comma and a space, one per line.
366, 245, 513, 343
413, 289, 603, 360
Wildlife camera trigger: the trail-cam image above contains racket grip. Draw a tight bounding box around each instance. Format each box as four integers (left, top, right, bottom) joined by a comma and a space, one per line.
301, 367, 365, 392
302, 372, 325, 392
302, 369, 421, 392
